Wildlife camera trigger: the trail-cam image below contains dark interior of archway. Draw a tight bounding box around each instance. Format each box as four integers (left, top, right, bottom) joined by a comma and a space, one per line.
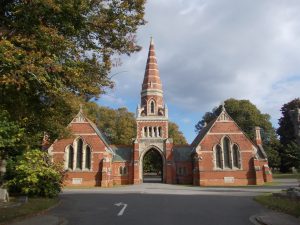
143, 149, 163, 183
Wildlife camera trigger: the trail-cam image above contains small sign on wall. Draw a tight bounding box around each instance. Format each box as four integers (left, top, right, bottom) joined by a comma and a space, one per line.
224, 177, 234, 183
72, 178, 83, 184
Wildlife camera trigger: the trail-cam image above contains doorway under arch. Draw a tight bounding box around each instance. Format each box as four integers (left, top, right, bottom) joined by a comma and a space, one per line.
142, 148, 164, 183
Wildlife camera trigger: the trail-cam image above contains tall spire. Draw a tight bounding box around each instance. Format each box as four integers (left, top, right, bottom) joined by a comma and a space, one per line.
141, 37, 163, 95
138, 38, 166, 117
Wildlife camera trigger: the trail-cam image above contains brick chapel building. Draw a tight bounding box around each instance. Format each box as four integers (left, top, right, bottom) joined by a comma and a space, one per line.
48, 39, 272, 187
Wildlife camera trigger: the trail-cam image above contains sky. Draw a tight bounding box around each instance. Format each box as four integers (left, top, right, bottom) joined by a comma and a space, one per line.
97, 0, 300, 143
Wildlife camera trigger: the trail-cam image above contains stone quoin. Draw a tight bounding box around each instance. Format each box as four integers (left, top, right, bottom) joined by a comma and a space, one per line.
48, 38, 272, 187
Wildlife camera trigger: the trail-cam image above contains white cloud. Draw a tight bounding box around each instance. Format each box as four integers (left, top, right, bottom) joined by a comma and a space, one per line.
182, 118, 191, 124
107, 0, 300, 138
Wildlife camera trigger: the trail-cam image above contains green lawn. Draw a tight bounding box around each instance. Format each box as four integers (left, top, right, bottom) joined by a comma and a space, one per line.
0, 197, 59, 224
273, 173, 300, 179
254, 194, 300, 218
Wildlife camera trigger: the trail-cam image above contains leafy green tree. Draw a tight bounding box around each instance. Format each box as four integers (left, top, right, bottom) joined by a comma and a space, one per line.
168, 122, 187, 145
0, 0, 146, 151
277, 98, 300, 145
263, 139, 281, 168
85, 102, 136, 145
277, 98, 300, 172
195, 109, 218, 132
279, 141, 300, 170
6, 150, 64, 198
0, 109, 24, 158
195, 98, 280, 167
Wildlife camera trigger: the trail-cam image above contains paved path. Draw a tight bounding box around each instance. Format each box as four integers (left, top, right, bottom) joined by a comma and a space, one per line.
5, 178, 300, 225
62, 178, 299, 197
51, 192, 268, 225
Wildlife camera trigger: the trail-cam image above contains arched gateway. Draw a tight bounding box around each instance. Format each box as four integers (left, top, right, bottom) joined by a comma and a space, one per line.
141, 148, 165, 183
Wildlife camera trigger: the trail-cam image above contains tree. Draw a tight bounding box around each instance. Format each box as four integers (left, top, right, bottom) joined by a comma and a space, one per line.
168, 122, 187, 145
0, 0, 146, 151
277, 98, 300, 145
0, 108, 24, 158
195, 98, 280, 167
6, 149, 64, 198
277, 98, 300, 172
85, 102, 136, 145
195, 109, 218, 133
280, 141, 300, 171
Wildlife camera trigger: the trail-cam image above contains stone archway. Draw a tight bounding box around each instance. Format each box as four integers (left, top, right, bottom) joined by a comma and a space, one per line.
141, 148, 165, 183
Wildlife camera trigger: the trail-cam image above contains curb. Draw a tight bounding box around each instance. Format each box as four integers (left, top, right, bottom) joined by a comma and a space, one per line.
249, 215, 268, 225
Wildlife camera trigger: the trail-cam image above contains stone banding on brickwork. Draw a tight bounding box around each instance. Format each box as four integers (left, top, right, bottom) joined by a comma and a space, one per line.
48, 38, 272, 187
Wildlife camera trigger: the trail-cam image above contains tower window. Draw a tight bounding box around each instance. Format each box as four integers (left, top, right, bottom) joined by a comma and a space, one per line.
158, 127, 162, 137
150, 100, 155, 114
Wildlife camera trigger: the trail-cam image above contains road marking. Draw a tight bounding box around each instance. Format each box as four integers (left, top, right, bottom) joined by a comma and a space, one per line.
114, 202, 128, 216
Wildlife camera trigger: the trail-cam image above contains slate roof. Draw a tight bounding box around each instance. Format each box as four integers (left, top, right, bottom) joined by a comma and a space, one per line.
87, 118, 111, 148
173, 145, 193, 162
257, 145, 267, 159
111, 145, 132, 162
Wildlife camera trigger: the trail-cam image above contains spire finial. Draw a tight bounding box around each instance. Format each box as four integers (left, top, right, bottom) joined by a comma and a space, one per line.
79, 103, 83, 113
150, 36, 154, 45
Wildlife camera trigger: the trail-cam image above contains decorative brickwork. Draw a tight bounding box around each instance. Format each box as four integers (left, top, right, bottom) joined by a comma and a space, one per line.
49, 38, 272, 187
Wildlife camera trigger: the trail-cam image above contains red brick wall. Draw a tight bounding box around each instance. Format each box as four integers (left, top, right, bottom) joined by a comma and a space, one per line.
175, 162, 193, 184
193, 119, 264, 186
112, 162, 132, 185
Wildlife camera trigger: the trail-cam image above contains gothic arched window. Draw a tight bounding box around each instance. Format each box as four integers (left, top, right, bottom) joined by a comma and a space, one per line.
85, 146, 91, 170
214, 137, 242, 170
68, 145, 74, 170
223, 137, 231, 168
216, 145, 222, 169
76, 139, 83, 169
233, 144, 240, 168
150, 100, 155, 114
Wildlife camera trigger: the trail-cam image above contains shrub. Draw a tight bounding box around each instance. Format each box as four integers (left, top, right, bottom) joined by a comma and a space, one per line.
6, 149, 64, 198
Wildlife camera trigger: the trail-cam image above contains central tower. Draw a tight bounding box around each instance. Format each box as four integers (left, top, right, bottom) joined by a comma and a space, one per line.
133, 38, 174, 184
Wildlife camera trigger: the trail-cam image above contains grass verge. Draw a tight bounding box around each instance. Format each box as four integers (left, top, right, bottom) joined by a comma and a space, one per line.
273, 173, 300, 179
0, 197, 59, 224
254, 193, 300, 218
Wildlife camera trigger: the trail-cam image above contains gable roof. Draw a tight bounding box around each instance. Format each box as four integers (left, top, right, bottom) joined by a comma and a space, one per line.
48, 107, 114, 155
191, 106, 267, 159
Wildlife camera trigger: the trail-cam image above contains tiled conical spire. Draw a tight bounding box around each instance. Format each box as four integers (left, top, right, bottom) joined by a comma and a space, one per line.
141, 37, 163, 96
137, 37, 167, 117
